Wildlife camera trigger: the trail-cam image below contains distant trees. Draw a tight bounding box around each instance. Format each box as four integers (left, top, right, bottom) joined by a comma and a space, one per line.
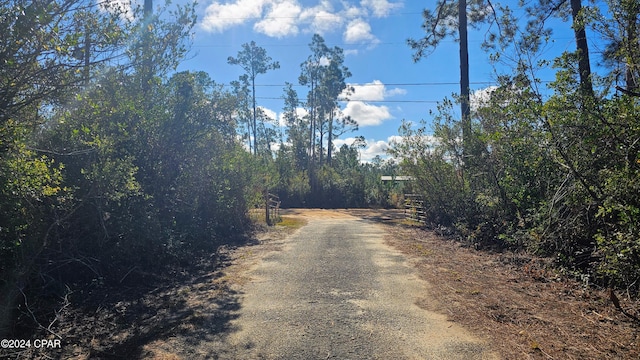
299, 34, 356, 165
215, 34, 394, 211
224, 36, 385, 210
228, 41, 280, 155
321, 48, 357, 166
281, 82, 308, 171
288, 34, 361, 204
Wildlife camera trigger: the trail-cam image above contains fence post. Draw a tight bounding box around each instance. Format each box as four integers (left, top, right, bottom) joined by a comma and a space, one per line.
265, 188, 271, 226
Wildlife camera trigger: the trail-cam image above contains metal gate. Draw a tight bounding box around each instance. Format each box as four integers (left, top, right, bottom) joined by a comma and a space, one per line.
404, 194, 426, 224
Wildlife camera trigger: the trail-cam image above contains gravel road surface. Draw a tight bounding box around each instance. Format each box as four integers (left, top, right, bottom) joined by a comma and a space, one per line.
208, 211, 496, 359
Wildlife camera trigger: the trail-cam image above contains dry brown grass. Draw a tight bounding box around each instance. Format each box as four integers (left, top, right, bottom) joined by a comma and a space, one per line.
383, 224, 640, 359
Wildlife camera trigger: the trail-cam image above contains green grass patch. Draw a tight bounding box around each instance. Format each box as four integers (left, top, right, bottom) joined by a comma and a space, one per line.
276, 216, 307, 230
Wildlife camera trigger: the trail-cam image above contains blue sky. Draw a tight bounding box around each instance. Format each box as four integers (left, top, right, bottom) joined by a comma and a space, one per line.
120, 0, 593, 161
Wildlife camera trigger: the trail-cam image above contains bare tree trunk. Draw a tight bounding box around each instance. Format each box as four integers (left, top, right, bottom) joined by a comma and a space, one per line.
246, 119, 252, 154
318, 110, 324, 166
327, 110, 333, 166
142, 0, 153, 94
625, 0, 638, 91
308, 78, 316, 199
570, 0, 594, 96
309, 79, 316, 163
84, 24, 90, 85
252, 76, 258, 155
144, 0, 152, 16
458, 0, 470, 161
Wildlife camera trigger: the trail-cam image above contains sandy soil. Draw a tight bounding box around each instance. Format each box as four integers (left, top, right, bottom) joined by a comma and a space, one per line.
217, 210, 496, 359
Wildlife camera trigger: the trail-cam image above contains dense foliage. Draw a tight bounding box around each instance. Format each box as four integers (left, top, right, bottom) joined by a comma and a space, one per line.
4, 0, 637, 340
394, 0, 640, 294
0, 0, 398, 337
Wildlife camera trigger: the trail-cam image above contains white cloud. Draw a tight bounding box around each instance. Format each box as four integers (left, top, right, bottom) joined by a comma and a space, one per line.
295, 107, 308, 118
299, 2, 344, 35
344, 4, 366, 18
200, 0, 400, 43
277, 107, 308, 127
344, 49, 359, 56
344, 18, 378, 44
333, 136, 394, 162
100, 0, 138, 20
201, 0, 268, 32
270, 141, 283, 152
388, 134, 439, 148
342, 101, 392, 127
470, 85, 498, 111
360, 139, 390, 161
338, 80, 407, 127
332, 137, 353, 149
345, 80, 406, 101
387, 134, 404, 145
254, 0, 302, 37
258, 106, 277, 122
318, 56, 331, 66
361, 0, 402, 17
385, 87, 407, 97
347, 80, 385, 101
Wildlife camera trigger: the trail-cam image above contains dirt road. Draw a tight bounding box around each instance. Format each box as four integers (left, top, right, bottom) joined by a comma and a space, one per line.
20, 209, 637, 359
208, 210, 496, 359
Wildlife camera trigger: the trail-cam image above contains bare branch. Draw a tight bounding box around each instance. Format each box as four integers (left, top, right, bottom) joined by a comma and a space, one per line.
616, 85, 640, 97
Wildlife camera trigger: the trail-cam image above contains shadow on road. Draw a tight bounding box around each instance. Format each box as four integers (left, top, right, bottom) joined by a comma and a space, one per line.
340, 208, 407, 225
91, 246, 250, 359
281, 208, 407, 225
15, 236, 259, 359
93, 286, 242, 359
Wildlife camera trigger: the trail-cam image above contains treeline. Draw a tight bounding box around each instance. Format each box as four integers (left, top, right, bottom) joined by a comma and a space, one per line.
0, 1, 398, 336
393, 0, 640, 294
225, 36, 401, 209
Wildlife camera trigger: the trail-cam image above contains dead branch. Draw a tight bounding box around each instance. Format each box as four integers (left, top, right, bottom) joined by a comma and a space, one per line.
18, 287, 62, 339
609, 288, 640, 324
616, 85, 640, 97
119, 266, 138, 284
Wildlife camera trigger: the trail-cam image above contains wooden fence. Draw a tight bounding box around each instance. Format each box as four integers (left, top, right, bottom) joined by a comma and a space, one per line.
404, 194, 426, 224
266, 192, 281, 225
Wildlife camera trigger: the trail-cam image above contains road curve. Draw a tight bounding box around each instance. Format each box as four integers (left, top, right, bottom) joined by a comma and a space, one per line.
222, 211, 496, 359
